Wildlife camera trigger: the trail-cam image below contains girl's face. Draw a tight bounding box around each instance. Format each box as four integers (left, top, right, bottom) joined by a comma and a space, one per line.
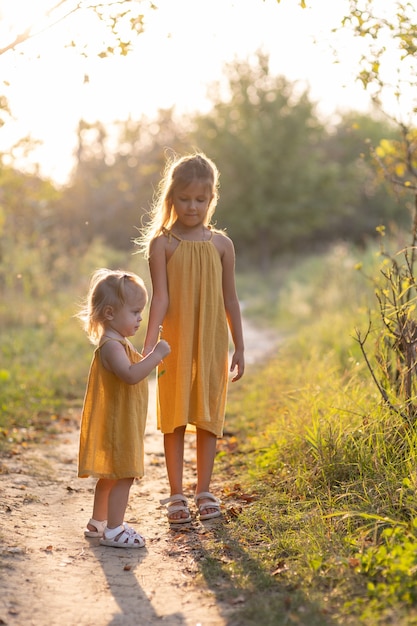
105, 291, 146, 338
172, 179, 213, 229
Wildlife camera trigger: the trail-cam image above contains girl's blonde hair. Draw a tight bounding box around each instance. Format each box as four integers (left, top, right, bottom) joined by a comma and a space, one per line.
76, 268, 147, 345
136, 151, 220, 258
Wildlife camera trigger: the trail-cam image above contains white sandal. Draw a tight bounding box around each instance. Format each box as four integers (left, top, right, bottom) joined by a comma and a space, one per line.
160, 494, 192, 524
84, 518, 107, 538
194, 492, 221, 521
100, 524, 145, 548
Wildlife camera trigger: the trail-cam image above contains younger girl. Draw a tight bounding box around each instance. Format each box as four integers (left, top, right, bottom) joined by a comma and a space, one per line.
77, 268, 170, 547
138, 152, 245, 524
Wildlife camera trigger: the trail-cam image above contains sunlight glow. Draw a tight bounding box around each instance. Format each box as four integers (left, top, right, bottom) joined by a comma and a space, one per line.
0, 0, 411, 185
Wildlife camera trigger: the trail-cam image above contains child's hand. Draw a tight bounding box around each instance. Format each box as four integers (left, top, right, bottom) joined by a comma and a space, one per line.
154, 339, 171, 360
230, 349, 245, 382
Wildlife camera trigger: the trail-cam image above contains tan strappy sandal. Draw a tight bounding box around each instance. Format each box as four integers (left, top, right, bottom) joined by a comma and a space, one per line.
84, 518, 107, 538
160, 494, 192, 524
194, 492, 221, 521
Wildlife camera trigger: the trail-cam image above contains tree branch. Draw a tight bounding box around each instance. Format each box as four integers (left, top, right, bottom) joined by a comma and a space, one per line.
354, 322, 410, 422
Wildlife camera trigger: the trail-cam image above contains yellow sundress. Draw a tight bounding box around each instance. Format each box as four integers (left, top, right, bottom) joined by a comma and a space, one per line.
157, 229, 229, 437
78, 338, 148, 479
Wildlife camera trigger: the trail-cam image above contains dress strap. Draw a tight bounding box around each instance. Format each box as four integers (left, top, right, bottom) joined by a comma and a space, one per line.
100, 335, 126, 347
99, 337, 126, 348
162, 226, 213, 242
162, 227, 182, 242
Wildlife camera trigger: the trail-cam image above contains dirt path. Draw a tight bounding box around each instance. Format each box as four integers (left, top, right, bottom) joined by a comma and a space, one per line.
0, 320, 279, 626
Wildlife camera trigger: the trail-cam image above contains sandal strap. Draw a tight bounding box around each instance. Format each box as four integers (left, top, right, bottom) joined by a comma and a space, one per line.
121, 525, 145, 545
164, 503, 188, 514
103, 524, 145, 546
87, 518, 107, 532
103, 524, 125, 540
160, 494, 191, 521
195, 492, 221, 513
194, 492, 220, 505
160, 494, 188, 507
198, 501, 220, 513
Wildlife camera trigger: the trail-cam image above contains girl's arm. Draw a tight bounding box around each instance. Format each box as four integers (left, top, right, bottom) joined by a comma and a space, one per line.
101, 339, 170, 385
143, 236, 169, 355
220, 236, 245, 382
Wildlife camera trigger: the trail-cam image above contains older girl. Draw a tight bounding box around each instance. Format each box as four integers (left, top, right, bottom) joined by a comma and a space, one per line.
138, 153, 244, 524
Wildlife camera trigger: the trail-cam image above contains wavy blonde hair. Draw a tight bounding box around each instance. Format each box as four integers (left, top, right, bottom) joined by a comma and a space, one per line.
136, 152, 220, 258
76, 268, 147, 345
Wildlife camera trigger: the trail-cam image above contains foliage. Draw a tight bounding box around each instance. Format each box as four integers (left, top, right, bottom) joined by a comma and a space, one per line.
320, 0, 417, 429
194, 52, 327, 268
342, 0, 417, 116
212, 243, 417, 625
58, 111, 194, 249
355, 522, 417, 611
355, 224, 417, 423
0, 0, 157, 58
192, 52, 400, 269
0, 51, 393, 266
347, 5, 417, 424
318, 112, 407, 242
0, 221, 149, 449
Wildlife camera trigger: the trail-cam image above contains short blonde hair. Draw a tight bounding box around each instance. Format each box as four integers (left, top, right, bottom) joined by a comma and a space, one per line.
76, 268, 147, 344
136, 152, 220, 258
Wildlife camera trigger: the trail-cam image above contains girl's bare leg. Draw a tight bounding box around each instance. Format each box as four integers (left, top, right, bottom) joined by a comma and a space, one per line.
107, 477, 134, 528
164, 426, 188, 520
195, 428, 219, 515
86, 478, 117, 531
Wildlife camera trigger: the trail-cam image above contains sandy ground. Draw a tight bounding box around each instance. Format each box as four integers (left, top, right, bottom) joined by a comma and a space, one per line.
0, 320, 279, 626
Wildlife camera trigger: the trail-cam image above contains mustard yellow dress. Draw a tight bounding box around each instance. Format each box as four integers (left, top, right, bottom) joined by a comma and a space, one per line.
157, 230, 229, 437
78, 338, 148, 479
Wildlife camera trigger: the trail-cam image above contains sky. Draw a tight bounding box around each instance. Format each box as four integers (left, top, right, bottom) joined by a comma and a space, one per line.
0, 0, 393, 185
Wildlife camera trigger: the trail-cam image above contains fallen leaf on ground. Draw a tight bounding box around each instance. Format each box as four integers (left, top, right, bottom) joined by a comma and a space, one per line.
271, 560, 289, 576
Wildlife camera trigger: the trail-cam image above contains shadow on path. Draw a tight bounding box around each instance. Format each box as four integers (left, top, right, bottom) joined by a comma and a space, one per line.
89, 540, 187, 626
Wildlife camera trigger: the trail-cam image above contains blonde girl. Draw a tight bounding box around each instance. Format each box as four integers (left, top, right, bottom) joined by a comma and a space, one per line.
138, 153, 245, 524
77, 268, 170, 547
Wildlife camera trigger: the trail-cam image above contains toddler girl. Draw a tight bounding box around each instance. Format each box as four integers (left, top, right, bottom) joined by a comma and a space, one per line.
77, 268, 170, 547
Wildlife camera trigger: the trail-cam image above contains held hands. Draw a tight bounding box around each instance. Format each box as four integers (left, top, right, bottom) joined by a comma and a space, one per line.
142, 339, 170, 359
153, 339, 171, 361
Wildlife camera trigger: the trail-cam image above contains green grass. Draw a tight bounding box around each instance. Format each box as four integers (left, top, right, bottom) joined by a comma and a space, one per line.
211, 344, 417, 623
202, 241, 417, 625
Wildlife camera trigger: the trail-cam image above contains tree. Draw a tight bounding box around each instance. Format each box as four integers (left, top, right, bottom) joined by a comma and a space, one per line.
192, 52, 326, 269
0, 164, 61, 300
0, 0, 157, 58
192, 51, 399, 268
342, 1, 417, 111
57, 109, 193, 250
340, 1, 417, 420
316, 112, 406, 244
0, 0, 159, 177
331, 1, 417, 197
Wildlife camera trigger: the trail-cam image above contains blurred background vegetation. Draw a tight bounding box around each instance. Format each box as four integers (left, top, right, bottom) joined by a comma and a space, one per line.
0, 50, 412, 443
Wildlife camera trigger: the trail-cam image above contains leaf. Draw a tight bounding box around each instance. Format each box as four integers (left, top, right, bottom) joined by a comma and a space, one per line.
272, 560, 289, 575
0, 369, 10, 381
395, 163, 406, 177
